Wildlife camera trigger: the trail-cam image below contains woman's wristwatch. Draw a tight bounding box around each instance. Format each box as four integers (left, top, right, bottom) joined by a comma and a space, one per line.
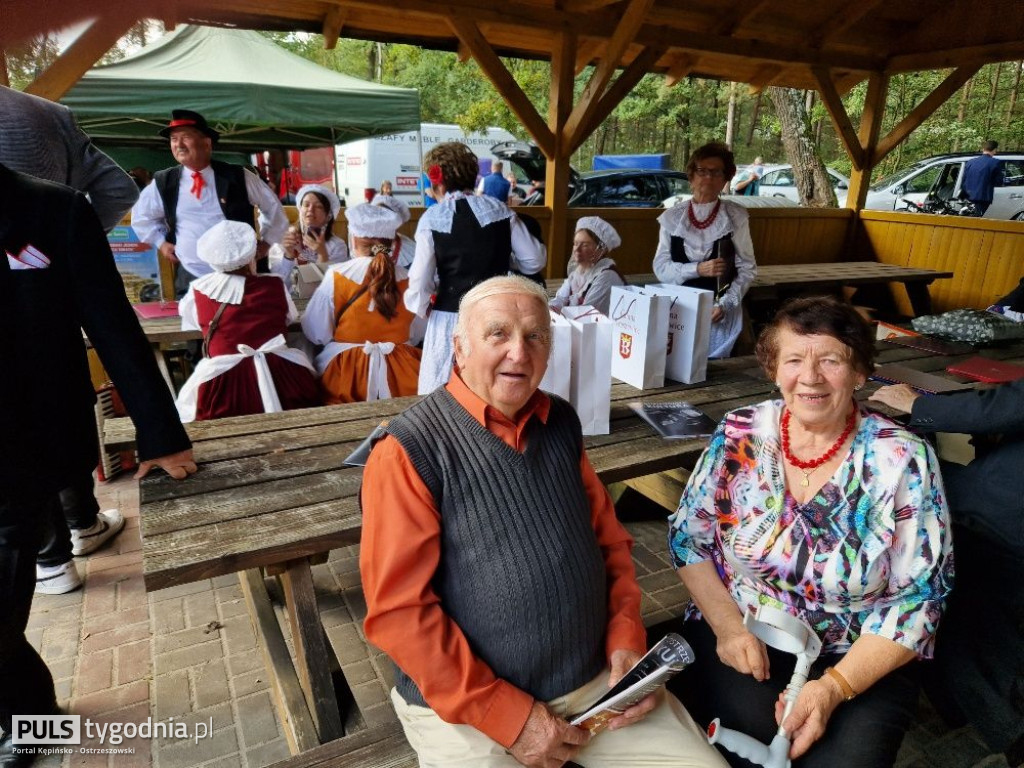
824, 666, 858, 701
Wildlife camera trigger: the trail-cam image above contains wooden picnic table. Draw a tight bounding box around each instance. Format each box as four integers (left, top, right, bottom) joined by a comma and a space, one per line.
128, 336, 1023, 758
547, 262, 953, 316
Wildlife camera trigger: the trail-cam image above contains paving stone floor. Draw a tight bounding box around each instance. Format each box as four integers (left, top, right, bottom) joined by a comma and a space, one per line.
22, 473, 1012, 768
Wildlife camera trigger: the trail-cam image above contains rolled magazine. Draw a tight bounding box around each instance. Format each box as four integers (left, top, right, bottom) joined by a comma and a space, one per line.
569, 633, 695, 735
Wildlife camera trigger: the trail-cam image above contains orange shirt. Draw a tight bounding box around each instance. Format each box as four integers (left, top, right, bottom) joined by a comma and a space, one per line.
360, 373, 646, 748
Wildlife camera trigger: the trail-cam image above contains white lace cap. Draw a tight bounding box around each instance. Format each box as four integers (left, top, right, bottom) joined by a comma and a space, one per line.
345, 203, 403, 239
575, 216, 621, 251
197, 220, 257, 272
296, 184, 341, 219
371, 194, 411, 223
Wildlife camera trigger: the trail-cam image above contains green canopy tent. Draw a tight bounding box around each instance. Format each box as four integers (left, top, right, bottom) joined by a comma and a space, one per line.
60, 25, 420, 153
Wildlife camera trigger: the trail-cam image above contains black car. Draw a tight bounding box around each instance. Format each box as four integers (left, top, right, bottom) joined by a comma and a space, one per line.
490, 141, 690, 207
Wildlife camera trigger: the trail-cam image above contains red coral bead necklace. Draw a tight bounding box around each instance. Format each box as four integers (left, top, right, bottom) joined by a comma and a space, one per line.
781, 402, 858, 487
688, 199, 721, 230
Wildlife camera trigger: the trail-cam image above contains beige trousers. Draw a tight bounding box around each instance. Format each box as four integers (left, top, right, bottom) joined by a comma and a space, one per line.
391, 671, 729, 767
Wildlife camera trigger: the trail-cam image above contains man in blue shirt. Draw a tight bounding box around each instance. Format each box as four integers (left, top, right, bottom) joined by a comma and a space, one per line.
961, 140, 1003, 216
478, 160, 511, 203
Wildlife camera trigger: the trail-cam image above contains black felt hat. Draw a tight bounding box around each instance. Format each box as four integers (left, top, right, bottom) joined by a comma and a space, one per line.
159, 110, 219, 143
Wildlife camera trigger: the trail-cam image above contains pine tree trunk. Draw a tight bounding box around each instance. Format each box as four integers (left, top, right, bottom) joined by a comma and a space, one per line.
745, 92, 762, 146
985, 63, 1002, 137
954, 77, 974, 151
1006, 61, 1023, 128
725, 82, 737, 148
766, 86, 836, 207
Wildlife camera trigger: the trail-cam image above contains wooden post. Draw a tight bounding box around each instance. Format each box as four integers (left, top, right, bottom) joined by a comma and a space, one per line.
845, 72, 888, 213
0, 50, 9, 88
546, 31, 577, 279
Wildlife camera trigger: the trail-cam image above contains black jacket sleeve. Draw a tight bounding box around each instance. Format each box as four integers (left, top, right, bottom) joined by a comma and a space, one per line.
909, 380, 1024, 435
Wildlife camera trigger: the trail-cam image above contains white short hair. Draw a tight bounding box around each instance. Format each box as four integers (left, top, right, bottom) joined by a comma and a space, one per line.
454, 275, 550, 344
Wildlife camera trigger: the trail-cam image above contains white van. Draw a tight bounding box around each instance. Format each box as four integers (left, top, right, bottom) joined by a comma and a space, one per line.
335, 123, 519, 208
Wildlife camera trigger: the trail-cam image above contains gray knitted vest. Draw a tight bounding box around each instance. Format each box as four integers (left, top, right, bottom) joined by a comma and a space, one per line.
383, 388, 608, 707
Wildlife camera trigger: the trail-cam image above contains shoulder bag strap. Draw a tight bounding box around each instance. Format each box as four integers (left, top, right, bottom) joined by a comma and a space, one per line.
334, 283, 371, 327
202, 302, 231, 359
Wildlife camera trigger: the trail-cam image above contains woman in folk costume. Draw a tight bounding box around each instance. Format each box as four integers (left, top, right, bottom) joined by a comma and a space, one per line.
549, 216, 625, 316
653, 141, 757, 358
404, 141, 546, 394
301, 204, 423, 403
370, 193, 415, 269
176, 221, 320, 422
270, 183, 349, 278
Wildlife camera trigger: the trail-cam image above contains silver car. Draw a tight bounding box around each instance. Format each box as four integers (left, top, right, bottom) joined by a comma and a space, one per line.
840, 153, 1024, 220
755, 164, 850, 202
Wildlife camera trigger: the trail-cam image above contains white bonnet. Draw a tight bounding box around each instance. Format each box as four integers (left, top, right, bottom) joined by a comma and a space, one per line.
196, 220, 257, 272
575, 216, 621, 251
296, 184, 341, 220
345, 203, 403, 239
371, 193, 411, 224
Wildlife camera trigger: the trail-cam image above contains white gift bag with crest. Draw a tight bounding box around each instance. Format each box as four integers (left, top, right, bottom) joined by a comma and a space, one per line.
538, 310, 572, 400
609, 285, 671, 389
561, 306, 613, 435
645, 284, 713, 384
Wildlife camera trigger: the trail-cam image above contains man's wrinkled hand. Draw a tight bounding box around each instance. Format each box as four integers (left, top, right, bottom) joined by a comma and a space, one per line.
135, 449, 198, 480
508, 701, 589, 768
604, 648, 658, 731
869, 383, 919, 414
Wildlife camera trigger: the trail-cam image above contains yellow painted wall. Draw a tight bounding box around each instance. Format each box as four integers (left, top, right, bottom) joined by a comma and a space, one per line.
857, 211, 1024, 314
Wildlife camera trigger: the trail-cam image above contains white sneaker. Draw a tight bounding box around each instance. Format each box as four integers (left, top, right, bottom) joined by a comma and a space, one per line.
35, 561, 82, 595
70, 509, 125, 556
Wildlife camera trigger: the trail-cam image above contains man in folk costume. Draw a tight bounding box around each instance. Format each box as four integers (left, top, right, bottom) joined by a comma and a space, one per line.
175, 221, 319, 422
131, 110, 289, 297
302, 204, 423, 403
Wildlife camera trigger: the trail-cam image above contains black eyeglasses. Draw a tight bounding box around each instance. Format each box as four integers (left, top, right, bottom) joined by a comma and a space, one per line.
693, 167, 725, 178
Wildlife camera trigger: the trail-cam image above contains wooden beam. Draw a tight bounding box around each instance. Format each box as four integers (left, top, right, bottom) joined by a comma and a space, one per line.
447, 16, 554, 158
562, 0, 654, 153
710, 0, 772, 37
664, 53, 695, 88
568, 45, 664, 154
561, 0, 622, 11
322, 4, 348, 49
0, 50, 9, 88
456, 40, 471, 63
810, 0, 882, 46
24, 14, 137, 101
238, 570, 319, 755
574, 39, 604, 76
546, 30, 577, 280
746, 64, 785, 94
872, 65, 980, 167
845, 72, 887, 212
887, 41, 1024, 74
811, 65, 865, 170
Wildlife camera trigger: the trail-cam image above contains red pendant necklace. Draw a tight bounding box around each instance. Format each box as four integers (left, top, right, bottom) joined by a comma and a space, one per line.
688, 199, 722, 230
780, 403, 858, 487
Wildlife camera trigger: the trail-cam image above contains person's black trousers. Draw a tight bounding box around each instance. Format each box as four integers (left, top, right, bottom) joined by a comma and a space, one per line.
0, 490, 59, 733
667, 617, 920, 768
35, 471, 100, 568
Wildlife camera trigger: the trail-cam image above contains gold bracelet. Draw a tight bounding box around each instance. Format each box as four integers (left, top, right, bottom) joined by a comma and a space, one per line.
824, 666, 857, 701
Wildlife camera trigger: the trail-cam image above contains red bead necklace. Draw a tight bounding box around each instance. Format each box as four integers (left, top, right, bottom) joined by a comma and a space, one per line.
780, 403, 858, 487
688, 199, 721, 230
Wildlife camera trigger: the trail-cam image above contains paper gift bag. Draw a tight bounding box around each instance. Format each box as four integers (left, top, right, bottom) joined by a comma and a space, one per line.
645, 284, 713, 384
539, 310, 572, 400
609, 285, 671, 389
295, 262, 327, 299
562, 306, 613, 435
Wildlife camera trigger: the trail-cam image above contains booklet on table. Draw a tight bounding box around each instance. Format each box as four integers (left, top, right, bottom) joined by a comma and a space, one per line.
629, 401, 718, 439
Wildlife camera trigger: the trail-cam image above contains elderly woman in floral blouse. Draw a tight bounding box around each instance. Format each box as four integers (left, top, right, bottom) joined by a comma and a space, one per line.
667, 296, 953, 768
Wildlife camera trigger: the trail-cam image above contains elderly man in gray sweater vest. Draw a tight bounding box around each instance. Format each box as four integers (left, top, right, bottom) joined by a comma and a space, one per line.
360, 276, 726, 767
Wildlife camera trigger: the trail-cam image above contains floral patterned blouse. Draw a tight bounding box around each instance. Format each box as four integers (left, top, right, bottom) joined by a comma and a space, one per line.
669, 399, 953, 658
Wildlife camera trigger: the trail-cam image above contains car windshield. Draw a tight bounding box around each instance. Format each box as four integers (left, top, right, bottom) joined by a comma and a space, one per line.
871, 160, 935, 191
